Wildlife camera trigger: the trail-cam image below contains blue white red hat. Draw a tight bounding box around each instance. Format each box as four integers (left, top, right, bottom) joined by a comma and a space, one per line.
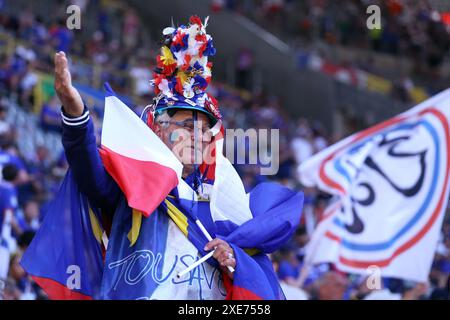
150, 16, 222, 125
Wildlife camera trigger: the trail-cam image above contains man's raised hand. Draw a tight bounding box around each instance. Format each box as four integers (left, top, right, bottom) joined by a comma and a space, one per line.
54, 51, 84, 117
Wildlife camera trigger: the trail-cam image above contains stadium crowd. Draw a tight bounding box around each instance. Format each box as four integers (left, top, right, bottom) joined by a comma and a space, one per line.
213, 0, 450, 102
0, 0, 448, 300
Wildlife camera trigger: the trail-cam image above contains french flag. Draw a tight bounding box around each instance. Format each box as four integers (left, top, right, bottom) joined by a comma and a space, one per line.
99, 84, 184, 217
200, 120, 255, 227
100, 84, 253, 224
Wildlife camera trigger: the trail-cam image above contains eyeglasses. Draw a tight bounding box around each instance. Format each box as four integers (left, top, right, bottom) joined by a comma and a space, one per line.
158, 119, 212, 140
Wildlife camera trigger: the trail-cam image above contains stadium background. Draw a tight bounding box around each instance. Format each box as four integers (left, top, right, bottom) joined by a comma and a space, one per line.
0, 0, 449, 299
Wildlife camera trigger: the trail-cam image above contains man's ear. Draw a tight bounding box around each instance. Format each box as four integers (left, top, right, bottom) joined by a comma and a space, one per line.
147, 111, 161, 137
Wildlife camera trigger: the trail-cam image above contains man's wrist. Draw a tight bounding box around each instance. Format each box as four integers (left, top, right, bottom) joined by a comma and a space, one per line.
61, 105, 90, 127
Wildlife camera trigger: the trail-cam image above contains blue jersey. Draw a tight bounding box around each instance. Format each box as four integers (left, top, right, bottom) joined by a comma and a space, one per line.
0, 151, 27, 173
0, 182, 17, 248
0, 183, 17, 222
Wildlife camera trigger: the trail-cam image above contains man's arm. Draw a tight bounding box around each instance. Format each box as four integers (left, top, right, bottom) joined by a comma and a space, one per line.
55, 51, 120, 212
61, 107, 120, 212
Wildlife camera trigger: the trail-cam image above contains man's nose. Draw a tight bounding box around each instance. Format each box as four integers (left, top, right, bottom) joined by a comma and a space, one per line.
190, 128, 207, 141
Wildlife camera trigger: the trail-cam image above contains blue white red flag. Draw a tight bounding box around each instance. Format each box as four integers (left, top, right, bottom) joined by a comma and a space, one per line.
20, 170, 104, 299
299, 89, 450, 282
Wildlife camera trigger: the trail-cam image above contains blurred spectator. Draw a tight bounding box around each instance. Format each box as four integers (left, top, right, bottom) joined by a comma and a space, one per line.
7, 251, 38, 300
429, 274, 449, 300
291, 118, 314, 163
86, 31, 108, 65
30, 16, 48, 47
122, 7, 140, 50
211, 0, 225, 13
0, 164, 20, 207
40, 95, 62, 133
290, 226, 309, 261
17, 7, 34, 41
271, 249, 309, 300
18, 60, 38, 110
311, 121, 328, 152
0, 100, 12, 142
0, 164, 20, 278
308, 271, 349, 300
12, 199, 40, 238
0, 144, 27, 179
277, 246, 302, 285
0, 54, 12, 95
235, 47, 254, 90
49, 18, 73, 53
129, 56, 153, 97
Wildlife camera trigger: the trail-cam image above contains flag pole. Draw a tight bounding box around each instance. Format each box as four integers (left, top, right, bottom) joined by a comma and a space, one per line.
177, 251, 215, 278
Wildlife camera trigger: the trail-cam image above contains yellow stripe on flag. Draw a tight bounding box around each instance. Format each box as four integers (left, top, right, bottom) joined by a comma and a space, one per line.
89, 208, 103, 244
164, 199, 260, 255
164, 199, 259, 256
127, 209, 143, 247
244, 248, 260, 256
164, 199, 189, 237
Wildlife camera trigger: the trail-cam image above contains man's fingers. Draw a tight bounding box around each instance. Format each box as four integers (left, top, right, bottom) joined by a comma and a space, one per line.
55, 52, 66, 75
54, 52, 74, 97
218, 250, 233, 263
204, 239, 220, 251
204, 238, 235, 270
53, 52, 84, 116
55, 52, 70, 83
212, 244, 228, 259
220, 258, 236, 268
204, 238, 227, 251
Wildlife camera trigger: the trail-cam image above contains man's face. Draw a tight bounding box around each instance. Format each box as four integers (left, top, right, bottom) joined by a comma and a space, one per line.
24, 201, 39, 221
154, 110, 212, 170
317, 272, 348, 300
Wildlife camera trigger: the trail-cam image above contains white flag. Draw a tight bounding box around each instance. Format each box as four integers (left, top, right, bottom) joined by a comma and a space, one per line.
299, 88, 450, 282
